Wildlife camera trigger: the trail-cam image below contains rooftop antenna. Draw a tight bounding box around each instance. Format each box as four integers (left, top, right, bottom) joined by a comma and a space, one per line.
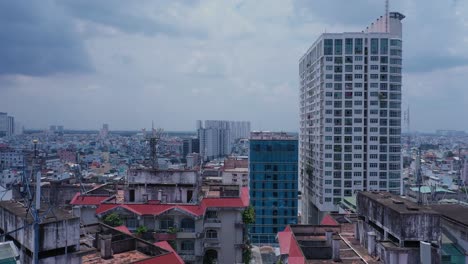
416, 148, 423, 205
148, 122, 163, 169
385, 0, 390, 33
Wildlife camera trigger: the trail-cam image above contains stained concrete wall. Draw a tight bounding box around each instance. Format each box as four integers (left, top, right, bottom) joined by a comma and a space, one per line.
357, 193, 440, 242
128, 170, 197, 185
0, 207, 80, 252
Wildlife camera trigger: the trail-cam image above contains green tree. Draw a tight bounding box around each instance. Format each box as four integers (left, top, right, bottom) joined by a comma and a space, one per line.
242, 206, 255, 263
136, 225, 148, 235
242, 206, 255, 224
103, 213, 123, 227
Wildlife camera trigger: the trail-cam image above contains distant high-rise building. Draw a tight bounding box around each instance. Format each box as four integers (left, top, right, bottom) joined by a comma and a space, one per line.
100, 124, 109, 138
182, 137, 200, 158
249, 131, 298, 244
299, 12, 405, 223
6, 116, 14, 137
0, 113, 14, 138
198, 120, 250, 161
0, 113, 7, 137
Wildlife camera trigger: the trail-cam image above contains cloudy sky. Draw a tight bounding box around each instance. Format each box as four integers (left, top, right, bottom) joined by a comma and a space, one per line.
0, 0, 467, 132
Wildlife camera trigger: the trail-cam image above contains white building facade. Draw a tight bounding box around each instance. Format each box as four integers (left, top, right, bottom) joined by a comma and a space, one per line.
299, 12, 404, 223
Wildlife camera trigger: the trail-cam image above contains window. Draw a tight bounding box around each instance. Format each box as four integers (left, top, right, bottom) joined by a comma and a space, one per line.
380, 38, 388, 54
345, 56, 353, 63
354, 38, 363, 54
370, 65, 379, 70
160, 218, 175, 230
181, 240, 195, 251
355, 74, 363, 79
370, 38, 379, 54
181, 218, 195, 231
206, 211, 218, 219
354, 56, 363, 61
326, 56, 333, 61
206, 229, 218, 239
354, 65, 363, 70
324, 39, 333, 55
326, 65, 333, 71
345, 38, 353, 54
335, 39, 343, 55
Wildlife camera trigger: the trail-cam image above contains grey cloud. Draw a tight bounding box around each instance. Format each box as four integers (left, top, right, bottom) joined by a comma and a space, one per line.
0, 1, 92, 76
58, 0, 201, 37
405, 55, 468, 73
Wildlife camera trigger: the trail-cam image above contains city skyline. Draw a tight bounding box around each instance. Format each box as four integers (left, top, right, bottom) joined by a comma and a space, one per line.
1, 0, 467, 132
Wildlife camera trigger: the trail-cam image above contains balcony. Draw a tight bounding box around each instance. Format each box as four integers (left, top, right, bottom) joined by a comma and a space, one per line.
177, 230, 196, 239
179, 253, 196, 262
154, 232, 176, 241
204, 238, 220, 248
204, 219, 222, 229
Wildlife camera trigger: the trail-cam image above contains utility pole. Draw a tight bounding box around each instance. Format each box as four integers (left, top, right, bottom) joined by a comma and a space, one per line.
458, 148, 462, 204
32, 139, 41, 264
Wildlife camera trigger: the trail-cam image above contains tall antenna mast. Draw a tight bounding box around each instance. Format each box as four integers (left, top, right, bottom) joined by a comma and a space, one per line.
416, 148, 423, 205
385, 0, 390, 33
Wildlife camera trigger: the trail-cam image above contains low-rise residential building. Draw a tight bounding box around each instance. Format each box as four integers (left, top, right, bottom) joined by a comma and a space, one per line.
95, 186, 249, 264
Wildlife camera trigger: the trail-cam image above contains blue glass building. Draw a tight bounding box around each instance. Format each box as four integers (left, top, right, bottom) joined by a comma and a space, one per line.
249, 132, 298, 244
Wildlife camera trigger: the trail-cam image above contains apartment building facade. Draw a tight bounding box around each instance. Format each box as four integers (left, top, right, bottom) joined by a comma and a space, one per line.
299, 12, 404, 223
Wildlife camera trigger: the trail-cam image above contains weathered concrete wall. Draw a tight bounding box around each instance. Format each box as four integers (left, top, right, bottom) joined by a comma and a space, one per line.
128, 170, 197, 185
126, 185, 196, 203
0, 207, 80, 252
357, 193, 440, 242
218, 210, 243, 264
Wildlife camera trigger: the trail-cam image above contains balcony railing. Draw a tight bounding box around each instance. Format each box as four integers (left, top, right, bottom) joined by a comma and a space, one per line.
154, 232, 176, 241
204, 219, 222, 228
204, 237, 220, 248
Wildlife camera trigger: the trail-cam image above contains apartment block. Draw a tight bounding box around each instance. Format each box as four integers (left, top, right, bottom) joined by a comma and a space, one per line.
299, 12, 405, 223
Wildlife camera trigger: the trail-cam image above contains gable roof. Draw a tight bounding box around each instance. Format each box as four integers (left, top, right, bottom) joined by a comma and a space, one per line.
320, 214, 339, 226
277, 225, 305, 264
154, 241, 184, 264
114, 225, 132, 235
96, 187, 249, 217
70, 193, 114, 205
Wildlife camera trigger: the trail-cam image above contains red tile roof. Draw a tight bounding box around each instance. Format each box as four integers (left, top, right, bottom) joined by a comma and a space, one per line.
96, 187, 249, 217
114, 225, 132, 235
70, 193, 114, 205
320, 214, 339, 226
277, 225, 305, 264
133, 252, 184, 264
154, 241, 184, 264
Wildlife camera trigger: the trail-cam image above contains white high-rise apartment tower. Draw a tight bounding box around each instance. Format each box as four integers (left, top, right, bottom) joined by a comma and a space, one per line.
299, 12, 405, 223
198, 120, 250, 161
